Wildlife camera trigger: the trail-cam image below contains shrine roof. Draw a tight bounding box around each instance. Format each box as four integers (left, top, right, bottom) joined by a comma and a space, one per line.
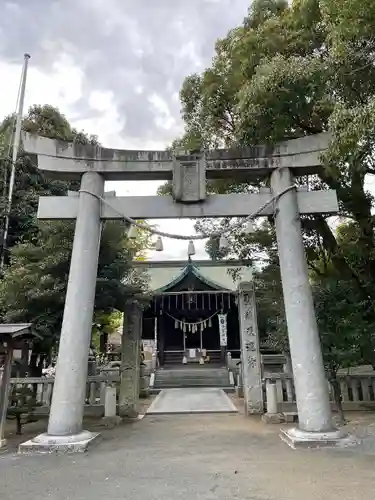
0, 323, 41, 352
133, 260, 253, 293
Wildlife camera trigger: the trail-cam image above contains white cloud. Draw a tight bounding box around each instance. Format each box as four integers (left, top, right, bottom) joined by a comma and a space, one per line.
0, 56, 83, 118
0, 57, 209, 261
149, 93, 178, 132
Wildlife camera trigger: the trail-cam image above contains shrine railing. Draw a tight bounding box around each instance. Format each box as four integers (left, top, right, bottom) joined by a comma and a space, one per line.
263, 373, 375, 411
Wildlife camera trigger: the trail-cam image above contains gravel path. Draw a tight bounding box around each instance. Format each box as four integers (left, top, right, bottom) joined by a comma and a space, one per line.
1, 411, 375, 500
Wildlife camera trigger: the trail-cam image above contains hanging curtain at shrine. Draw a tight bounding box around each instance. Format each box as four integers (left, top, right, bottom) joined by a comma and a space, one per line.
218, 313, 227, 346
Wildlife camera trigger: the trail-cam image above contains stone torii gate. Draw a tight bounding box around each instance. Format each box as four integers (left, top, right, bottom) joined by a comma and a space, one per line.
19, 131, 345, 452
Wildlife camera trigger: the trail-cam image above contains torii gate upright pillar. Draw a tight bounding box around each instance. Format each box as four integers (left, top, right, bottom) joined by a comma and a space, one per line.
20, 172, 104, 452
271, 167, 345, 448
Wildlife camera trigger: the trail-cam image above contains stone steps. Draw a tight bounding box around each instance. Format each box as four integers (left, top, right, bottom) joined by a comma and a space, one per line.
154, 367, 232, 389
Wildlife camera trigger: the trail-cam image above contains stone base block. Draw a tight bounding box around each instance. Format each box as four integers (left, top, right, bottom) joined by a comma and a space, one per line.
101, 416, 122, 428
235, 386, 244, 399
121, 415, 142, 424
0, 438, 8, 451
283, 412, 298, 423
262, 413, 285, 424
280, 427, 358, 450
18, 430, 100, 455
119, 405, 139, 419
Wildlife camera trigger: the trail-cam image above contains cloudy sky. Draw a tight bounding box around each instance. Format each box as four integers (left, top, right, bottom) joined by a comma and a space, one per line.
0, 0, 250, 260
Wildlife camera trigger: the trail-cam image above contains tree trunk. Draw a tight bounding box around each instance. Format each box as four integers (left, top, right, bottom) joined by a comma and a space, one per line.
100, 332, 108, 354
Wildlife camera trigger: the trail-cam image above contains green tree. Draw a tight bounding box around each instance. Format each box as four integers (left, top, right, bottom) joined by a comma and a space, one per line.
0, 105, 98, 264
92, 309, 123, 354
313, 277, 364, 422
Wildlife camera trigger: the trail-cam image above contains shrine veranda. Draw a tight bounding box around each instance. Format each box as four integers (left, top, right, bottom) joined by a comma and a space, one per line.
17, 130, 349, 453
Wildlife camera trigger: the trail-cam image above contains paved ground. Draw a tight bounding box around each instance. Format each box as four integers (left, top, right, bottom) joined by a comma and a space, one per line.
1, 411, 375, 499
147, 388, 238, 414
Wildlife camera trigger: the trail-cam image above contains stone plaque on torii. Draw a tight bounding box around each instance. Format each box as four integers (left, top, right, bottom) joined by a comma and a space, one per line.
19, 131, 345, 452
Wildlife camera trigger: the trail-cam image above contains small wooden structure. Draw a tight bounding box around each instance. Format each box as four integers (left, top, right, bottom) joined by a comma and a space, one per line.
0, 323, 40, 447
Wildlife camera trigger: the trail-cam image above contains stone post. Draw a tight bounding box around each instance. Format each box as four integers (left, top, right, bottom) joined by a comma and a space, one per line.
262, 380, 284, 424
270, 167, 340, 447
266, 381, 278, 415
158, 315, 165, 367
226, 351, 232, 369
119, 300, 142, 418
0, 345, 13, 448
104, 385, 117, 418
220, 346, 227, 367
237, 282, 263, 414
102, 383, 121, 427
151, 352, 157, 371
19, 172, 104, 453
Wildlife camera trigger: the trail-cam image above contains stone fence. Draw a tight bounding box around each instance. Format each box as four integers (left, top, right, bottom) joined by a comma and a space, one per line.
8, 371, 375, 417
263, 373, 375, 412
8, 374, 121, 417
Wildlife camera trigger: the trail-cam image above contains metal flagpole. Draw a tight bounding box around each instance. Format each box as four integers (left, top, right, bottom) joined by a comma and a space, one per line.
0, 53, 31, 272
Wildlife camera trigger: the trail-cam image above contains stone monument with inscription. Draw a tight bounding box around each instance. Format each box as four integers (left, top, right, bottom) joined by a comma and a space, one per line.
238, 282, 263, 414
18, 131, 348, 452
119, 300, 142, 419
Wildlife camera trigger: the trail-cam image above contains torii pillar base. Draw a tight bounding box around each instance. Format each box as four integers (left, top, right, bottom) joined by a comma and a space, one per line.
280, 427, 358, 450
18, 430, 100, 455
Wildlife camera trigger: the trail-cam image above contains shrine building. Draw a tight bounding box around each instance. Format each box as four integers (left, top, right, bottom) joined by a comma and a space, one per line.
136, 259, 253, 367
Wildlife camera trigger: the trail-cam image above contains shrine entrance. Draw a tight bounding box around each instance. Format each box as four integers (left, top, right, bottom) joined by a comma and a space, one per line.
184, 322, 202, 350
157, 291, 235, 366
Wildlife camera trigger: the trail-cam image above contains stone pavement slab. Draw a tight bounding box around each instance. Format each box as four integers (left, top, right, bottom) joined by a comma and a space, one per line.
146, 388, 238, 414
